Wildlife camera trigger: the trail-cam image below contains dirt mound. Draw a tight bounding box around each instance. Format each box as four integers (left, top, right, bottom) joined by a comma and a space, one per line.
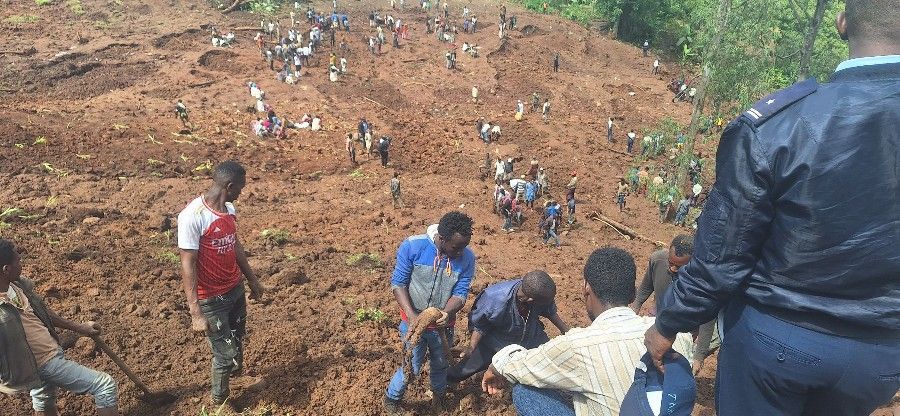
198, 49, 247, 73
153, 28, 203, 48
520, 24, 542, 36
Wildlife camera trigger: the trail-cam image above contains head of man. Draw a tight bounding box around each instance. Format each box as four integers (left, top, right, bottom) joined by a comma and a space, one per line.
668, 234, 694, 273
516, 270, 557, 307
836, 0, 900, 56
582, 247, 636, 320
212, 160, 247, 202
0, 239, 22, 286
436, 211, 473, 259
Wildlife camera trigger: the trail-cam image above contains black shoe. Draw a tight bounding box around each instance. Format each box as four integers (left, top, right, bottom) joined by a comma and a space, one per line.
384, 397, 402, 416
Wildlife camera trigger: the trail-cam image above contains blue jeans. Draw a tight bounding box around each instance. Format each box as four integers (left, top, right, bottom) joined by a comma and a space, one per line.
385, 320, 453, 401
544, 229, 559, 247
512, 384, 575, 416
716, 298, 900, 415
30, 348, 118, 411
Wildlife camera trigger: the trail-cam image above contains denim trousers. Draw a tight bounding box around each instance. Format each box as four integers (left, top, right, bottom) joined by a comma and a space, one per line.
716, 298, 900, 415
385, 320, 454, 401
544, 229, 560, 247
512, 384, 575, 416
30, 348, 118, 411
198, 283, 247, 402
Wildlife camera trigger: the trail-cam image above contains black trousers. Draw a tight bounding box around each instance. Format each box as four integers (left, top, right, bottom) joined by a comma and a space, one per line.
447, 342, 495, 383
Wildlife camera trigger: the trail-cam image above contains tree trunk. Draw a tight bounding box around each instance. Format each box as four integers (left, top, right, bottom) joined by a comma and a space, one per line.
679, 0, 732, 189
797, 0, 829, 81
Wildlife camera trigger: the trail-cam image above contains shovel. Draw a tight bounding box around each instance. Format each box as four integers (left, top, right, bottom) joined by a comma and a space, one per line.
91, 335, 177, 405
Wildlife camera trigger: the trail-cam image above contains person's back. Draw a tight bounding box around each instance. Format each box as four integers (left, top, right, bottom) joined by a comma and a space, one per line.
648, 3, 900, 414
677, 58, 900, 333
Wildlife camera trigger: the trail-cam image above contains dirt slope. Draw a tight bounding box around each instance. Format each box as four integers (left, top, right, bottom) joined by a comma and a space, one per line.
2, 0, 896, 415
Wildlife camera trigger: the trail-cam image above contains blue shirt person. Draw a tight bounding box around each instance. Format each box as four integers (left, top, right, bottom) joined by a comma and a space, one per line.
644, 4, 900, 414
448, 271, 569, 383
384, 212, 476, 413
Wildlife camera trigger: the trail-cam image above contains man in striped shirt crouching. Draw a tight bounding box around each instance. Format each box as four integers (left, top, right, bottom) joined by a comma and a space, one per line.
481, 247, 693, 416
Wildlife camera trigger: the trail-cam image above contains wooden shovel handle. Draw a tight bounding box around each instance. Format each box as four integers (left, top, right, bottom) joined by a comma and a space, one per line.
91, 335, 154, 396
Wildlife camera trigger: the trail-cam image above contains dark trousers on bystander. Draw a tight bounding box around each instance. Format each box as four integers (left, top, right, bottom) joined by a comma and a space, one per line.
715, 297, 900, 416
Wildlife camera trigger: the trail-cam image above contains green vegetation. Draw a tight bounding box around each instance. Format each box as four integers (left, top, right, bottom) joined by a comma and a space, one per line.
35, 0, 53, 6
519, 0, 847, 113
346, 253, 383, 269
5, 14, 39, 25
65, 0, 84, 15
248, 0, 282, 16
32, 136, 47, 145
157, 250, 180, 264
193, 160, 213, 172
355, 307, 388, 323
260, 228, 290, 246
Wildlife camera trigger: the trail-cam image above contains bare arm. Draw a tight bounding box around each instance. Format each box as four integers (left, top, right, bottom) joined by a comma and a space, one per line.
631, 262, 655, 313
392, 286, 418, 323
443, 296, 465, 321
47, 308, 97, 336
235, 237, 263, 300
180, 249, 200, 316
548, 312, 570, 334
180, 249, 207, 332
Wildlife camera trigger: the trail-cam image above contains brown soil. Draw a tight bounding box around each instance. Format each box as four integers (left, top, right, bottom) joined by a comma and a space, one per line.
0, 0, 896, 415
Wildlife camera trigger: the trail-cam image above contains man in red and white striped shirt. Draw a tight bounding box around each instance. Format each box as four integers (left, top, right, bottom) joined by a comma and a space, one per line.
177, 160, 264, 406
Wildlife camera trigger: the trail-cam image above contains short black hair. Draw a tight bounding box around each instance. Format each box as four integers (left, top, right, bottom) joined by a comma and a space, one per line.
213, 160, 246, 186
522, 270, 556, 304
437, 211, 473, 239
0, 239, 15, 266
846, 0, 900, 41
671, 234, 694, 257
583, 247, 636, 306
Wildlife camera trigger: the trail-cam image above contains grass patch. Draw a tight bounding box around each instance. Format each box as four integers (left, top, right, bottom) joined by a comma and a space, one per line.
345, 253, 383, 269
65, 0, 84, 15
355, 307, 387, 323
35, 0, 54, 6
5, 14, 39, 25
157, 250, 179, 264
260, 228, 290, 246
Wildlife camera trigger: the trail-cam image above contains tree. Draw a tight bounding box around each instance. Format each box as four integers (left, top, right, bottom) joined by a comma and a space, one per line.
683, 0, 733, 162
797, 0, 830, 80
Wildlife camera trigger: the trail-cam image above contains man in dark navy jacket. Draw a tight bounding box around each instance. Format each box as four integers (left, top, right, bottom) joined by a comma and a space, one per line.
447, 271, 569, 383
644, 1, 900, 414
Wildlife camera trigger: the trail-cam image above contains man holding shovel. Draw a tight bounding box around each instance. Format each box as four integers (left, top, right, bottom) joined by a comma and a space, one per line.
178, 160, 264, 406
0, 239, 119, 416
384, 211, 476, 414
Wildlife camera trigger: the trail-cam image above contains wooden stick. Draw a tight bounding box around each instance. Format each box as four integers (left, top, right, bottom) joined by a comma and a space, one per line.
587, 211, 664, 246
603, 145, 631, 157
91, 335, 154, 396
188, 80, 215, 88
363, 96, 386, 108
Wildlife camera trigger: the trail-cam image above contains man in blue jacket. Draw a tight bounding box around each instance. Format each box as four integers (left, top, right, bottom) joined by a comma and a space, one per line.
644, 1, 900, 414
384, 211, 476, 414
448, 270, 569, 383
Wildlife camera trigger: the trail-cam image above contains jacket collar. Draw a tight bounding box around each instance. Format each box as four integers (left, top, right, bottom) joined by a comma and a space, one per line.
831, 62, 900, 82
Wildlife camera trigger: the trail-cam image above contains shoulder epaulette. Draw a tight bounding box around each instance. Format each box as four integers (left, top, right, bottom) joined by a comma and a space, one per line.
742, 78, 818, 126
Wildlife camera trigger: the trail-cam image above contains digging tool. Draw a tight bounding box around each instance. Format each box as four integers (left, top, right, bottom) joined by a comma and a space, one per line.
91, 335, 177, 405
